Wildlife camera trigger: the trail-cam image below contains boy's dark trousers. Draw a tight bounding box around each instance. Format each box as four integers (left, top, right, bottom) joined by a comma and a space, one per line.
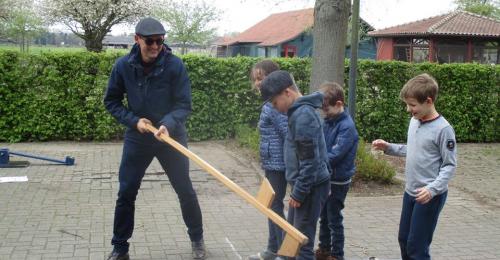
398, 191, 447, 260
287, 180, 330, 260
318, 183, 350, 258
111, 136, 203, 254
265, 170, 287, 253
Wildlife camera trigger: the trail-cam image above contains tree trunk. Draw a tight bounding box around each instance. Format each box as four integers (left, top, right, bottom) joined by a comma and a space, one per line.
181, 43, 187, 55
85, 38, 104, 52
309, 0, 351, 91
20, 32, 25, 52
84, 30, 105, 52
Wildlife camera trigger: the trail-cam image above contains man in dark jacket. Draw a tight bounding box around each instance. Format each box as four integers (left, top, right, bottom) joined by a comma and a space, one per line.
104, 17, 205, 260
315, 82, 359, 260
260, 70, 330, 260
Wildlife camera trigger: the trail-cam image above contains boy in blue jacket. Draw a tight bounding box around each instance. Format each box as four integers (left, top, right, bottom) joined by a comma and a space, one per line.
315, 82, 359, 260
248, 60, 289, 260
260, 70, 330, 260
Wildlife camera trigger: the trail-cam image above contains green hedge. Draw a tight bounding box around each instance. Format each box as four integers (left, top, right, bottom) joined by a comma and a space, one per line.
353, 61, 500, 143
0, 50, 498, 142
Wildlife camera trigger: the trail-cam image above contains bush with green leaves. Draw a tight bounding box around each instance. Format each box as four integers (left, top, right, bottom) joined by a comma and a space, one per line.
0, 50, 498, 142
234, 124, 396, 183
354, 139, 396, 183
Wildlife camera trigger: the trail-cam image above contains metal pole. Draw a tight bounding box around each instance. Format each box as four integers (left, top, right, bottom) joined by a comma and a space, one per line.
348, 0, 360, 121
9, 150, 75, 165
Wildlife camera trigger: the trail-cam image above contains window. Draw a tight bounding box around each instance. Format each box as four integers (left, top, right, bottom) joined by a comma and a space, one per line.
257, 47, 265, 57
394, 46, 410, 62
236, 46, 251, 56
413, 47, 429, 63
267, 47, 278, 57
393, 38, 429, 62
435, 39, 467, 63
281, 45, 297, 58
473, 41, 499, 64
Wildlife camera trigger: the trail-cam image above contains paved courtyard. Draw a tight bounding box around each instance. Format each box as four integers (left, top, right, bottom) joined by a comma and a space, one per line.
0, 141, 499, 260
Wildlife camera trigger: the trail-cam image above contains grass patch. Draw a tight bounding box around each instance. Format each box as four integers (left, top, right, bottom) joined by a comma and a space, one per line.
234, 124, 260, 159
0, 44, 128, 54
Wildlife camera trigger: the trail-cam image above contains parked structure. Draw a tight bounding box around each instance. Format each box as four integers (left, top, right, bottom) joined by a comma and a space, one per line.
368, 11, 500, 64
217, 8, 376, 59
102, 35, 135, 49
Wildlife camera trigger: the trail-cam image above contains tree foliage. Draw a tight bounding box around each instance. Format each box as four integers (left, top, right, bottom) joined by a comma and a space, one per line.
154, 0, 221, 55
0, 0, 46, 52
454, 0, 500, 19
0, 0, 11, 20
41, 0, 152, 52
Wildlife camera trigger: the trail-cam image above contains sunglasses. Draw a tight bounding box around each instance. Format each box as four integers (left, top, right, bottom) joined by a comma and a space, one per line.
139, 36, 164, 46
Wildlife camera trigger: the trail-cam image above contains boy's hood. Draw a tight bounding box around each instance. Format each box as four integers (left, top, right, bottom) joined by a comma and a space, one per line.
288, 91, 324, 115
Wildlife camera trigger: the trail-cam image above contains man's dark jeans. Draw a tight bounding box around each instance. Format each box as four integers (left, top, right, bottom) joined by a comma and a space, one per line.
398, 191, 447, 260
111, 137, 203, 254
265, 170, 287, 253
318, 183, 350, 258
287, 180, 330, 260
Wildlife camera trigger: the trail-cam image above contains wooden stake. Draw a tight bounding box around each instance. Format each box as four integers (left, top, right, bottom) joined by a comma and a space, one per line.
146, 125, 307, 256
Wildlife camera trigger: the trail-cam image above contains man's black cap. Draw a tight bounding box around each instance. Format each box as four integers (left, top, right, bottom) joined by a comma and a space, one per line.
135, 17, 166, 36
260, 70, 295, 103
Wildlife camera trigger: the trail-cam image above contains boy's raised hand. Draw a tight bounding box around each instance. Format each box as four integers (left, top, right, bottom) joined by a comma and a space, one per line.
372, 139, 389, 151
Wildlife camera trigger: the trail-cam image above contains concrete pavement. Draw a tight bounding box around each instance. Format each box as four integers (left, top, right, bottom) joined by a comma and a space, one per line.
0, 141, 499, 260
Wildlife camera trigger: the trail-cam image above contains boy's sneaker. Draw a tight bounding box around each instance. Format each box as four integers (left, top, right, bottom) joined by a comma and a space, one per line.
314, 247, 331, 260
192, 239, 206, 259
107, 250, 130, 260
248, 250, 277, 260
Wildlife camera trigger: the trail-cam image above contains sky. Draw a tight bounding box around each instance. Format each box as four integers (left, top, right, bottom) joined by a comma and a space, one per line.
109, 0, 458, 36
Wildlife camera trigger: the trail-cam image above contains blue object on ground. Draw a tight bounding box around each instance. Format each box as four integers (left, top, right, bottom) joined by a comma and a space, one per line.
0, 148, 75, 168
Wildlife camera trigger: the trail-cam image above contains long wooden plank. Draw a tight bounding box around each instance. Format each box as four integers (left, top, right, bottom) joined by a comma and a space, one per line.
145, 125, 308, 246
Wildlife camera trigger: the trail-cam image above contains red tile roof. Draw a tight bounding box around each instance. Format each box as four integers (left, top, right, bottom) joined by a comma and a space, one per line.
369, 11, 500, 38
224, 8, 314, 46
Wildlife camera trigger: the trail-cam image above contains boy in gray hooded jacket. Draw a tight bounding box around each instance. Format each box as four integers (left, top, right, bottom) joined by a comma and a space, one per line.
260, 70, 330, 260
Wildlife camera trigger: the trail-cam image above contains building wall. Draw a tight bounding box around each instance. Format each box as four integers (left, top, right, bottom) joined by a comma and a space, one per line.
346, 38, 377, 59
223, 33, 376, 59
257, 46, 279, 57
376, 38, 394, 60
282, 32, 314, 57
230, 43, 259, 57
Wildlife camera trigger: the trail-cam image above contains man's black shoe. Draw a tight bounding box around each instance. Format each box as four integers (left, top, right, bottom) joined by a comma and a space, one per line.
192, 239, 206, 259
107, 250, 130, 260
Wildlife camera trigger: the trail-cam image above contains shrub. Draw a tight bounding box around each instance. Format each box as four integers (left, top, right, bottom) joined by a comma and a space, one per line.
234, 125, 397, 183
0, 50, 498, 142
354, 139, 396, 183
